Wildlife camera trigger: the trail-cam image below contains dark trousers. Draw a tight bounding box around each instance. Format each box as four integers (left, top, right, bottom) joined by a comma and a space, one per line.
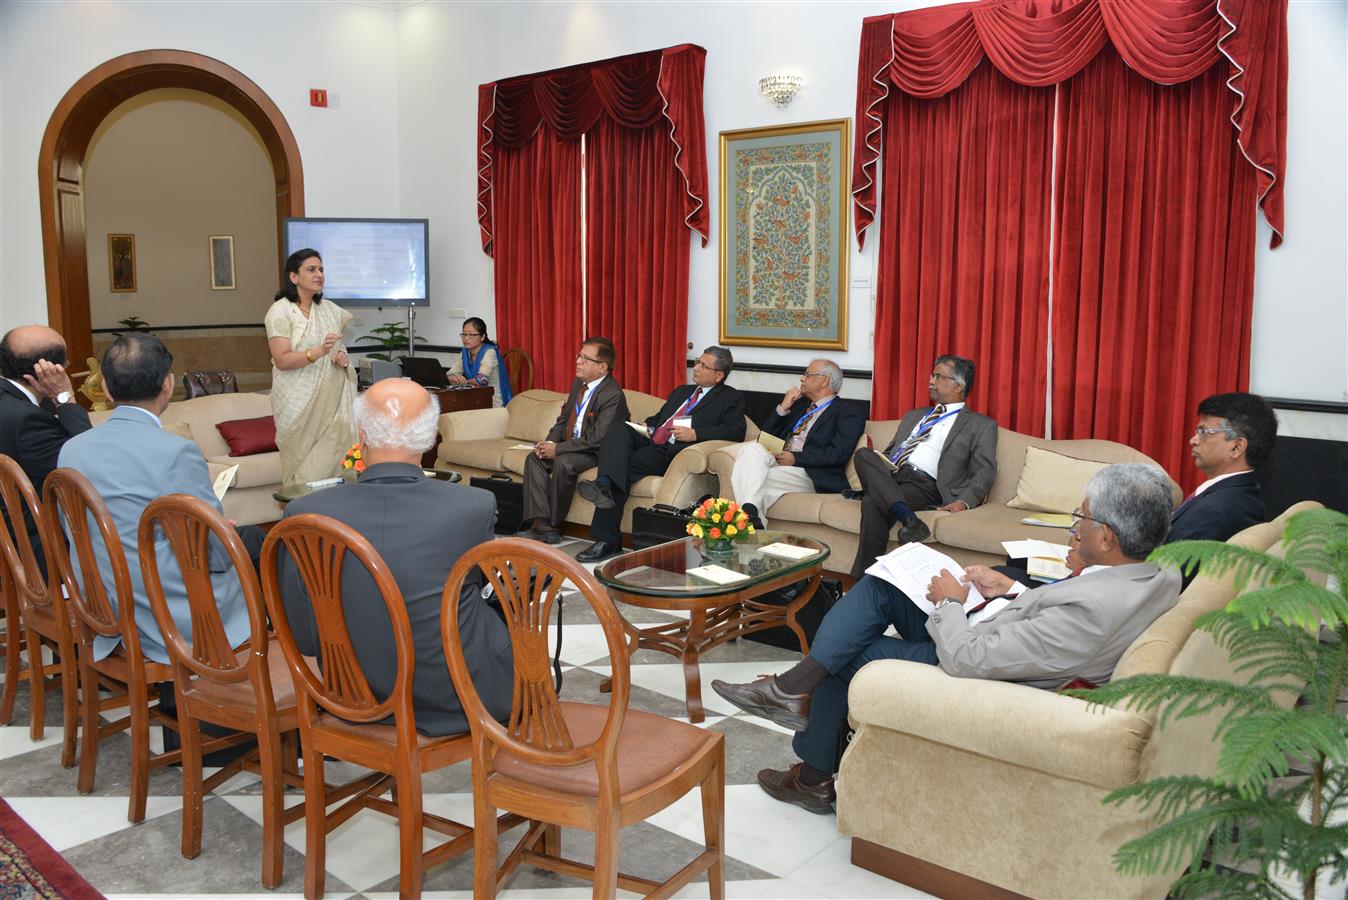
588, 427, 680, 543
790, 574, 939, 774
851, 450, 942, 578
523, 450, 596, 527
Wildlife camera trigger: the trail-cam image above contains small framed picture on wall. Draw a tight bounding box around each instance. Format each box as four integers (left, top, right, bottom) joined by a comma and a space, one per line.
108, 234, 136, 292
209, 235, 236, 290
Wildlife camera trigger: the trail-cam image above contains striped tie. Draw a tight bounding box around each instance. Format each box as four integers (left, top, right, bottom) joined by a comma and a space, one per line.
891, 404, 946, 468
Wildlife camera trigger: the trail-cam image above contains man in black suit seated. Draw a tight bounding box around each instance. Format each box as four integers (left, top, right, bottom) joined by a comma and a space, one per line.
576, 346, 746, 562
520, 337, 629, 545
850, 355, 998, 577
724, 359, 865, 528
1171, 391, 1277, 543
0, 326, 91, 569
278, 378, 512, 736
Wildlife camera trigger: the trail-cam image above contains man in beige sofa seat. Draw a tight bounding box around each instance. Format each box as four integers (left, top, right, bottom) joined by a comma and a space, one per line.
712, 463, 1179, 813
850, 354, 997, 578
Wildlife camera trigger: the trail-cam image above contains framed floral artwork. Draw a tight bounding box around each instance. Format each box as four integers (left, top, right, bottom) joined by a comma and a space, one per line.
718, 118, 850, 350
108, 233, 136, 292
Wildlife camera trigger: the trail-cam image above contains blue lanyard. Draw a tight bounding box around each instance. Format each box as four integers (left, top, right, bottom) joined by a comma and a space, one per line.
681, 387, 706, 415
898, 407, 959, 450
574, 382, 598, 424
790, 397, 835, 435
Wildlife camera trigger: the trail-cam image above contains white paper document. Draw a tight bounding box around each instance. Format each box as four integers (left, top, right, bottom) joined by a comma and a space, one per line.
758, 542, 819, 560
509, 443, 537, 451
1003, 540, 1075, 582
212, 464, 239, 502
673, 416, 693, 429
757, 432, 786, 454
686, 564, 750, 585
865, 542, 985, 615
626, 421, 650, 435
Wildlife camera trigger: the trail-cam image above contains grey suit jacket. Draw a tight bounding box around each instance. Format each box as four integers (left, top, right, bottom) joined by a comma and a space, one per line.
279, 462, 514, 736
57, 405, 249, 663
884, 406, 998, 508
926, 562, 1180, 688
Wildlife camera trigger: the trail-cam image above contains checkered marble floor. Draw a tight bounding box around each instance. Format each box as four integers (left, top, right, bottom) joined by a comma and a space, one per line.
0, 535, 931, 899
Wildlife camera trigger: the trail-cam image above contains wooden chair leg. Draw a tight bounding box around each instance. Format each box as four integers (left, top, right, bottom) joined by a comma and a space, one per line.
257, 729, 284, 888
592, 810, 621, 900
0, 614, 21, 726
702, 745, 726, 900
472, 793, 499, 898
542, 822, 561, 857
396, 769, 424, 900
25, 625, 45, 741
126, 678, 150, 824
57, 641, 77, 768
302, 745, 327, 899
179, 712, 204, 859
75, 658, 100, 794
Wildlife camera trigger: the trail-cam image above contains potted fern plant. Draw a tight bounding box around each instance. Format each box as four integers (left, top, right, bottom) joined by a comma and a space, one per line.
1076, 508, 1347, 898
356, 322, 425, 361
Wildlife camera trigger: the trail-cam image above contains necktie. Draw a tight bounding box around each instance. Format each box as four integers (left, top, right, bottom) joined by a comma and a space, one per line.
651, 388, 702, 445
891, 404, 947, 467
567, 386, 592, 438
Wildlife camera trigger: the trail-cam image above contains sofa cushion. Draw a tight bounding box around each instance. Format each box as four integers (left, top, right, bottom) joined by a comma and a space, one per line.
843, 432, 875, 491
216, 415, 279, 456
931, 503, 1070, 555
505, 390, 566, 442
764, 490, 834, 526
1006, 445, 1110, 514
207, 453, 282, 490
443, 438, 518, 474
160, 392, 275, 459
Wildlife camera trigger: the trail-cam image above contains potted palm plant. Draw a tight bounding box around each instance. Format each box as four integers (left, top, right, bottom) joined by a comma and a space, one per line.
356, 322, 425, 361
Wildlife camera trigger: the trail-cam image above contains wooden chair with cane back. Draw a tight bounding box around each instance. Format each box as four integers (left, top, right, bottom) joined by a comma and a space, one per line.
0, 454, 78, 764
259, 513, 523, 899
502, 347, 534, 394
440, 538, 726, 898
138, 494, 384, 888
41, 467, 189, 823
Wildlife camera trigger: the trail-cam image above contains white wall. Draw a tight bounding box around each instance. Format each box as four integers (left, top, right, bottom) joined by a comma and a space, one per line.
0, 0, 403, 331
395, 0, 1347, 412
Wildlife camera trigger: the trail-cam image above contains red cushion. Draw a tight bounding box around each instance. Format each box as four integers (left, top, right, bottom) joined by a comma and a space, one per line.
215, 416, 278, 456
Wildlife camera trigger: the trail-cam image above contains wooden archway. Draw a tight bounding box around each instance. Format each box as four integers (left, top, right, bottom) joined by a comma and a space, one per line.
38, 49, 304, 366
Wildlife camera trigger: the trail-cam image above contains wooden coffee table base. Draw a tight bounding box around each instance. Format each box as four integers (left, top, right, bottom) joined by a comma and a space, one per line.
601, 568, 822, 723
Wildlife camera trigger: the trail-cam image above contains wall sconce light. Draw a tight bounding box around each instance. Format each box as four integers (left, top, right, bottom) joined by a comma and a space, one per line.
758, 74, 803, 107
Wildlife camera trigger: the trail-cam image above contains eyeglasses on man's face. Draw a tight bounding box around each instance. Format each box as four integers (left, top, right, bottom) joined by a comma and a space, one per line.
1070, 507, 1112, 534
692, 360, 721, 371
930, 371, 959, 382
1192, 425, 1238, 441
802, 371, 827, 380
576, 352, 604, 365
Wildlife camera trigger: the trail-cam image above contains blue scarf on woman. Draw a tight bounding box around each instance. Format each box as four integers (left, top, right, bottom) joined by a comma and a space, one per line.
462, 341, 512, 405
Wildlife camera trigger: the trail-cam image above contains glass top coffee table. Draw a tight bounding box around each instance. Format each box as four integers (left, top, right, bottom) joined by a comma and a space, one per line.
594, 530, 829, 722
273, 468, 460, 505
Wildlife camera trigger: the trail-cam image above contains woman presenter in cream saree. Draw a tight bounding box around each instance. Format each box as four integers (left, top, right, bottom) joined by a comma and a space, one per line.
265, 295, 357, 487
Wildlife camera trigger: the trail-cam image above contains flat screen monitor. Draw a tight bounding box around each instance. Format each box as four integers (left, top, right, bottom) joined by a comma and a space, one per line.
283, 217, 429, 307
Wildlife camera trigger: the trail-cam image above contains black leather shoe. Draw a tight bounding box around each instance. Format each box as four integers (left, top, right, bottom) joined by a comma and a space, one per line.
525, 522, 562, 545
897, 516, 931, 544
742, 503, 765, 531
757, 764, 836, 814
577, 479, 615, 510
711, 675, 810, 731
841, 488, 865, 500
576, 540, 621, 563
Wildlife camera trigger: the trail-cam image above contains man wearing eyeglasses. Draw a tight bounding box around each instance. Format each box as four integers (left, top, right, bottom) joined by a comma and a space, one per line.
712, 464, 1179, 814
519, 337, 628, 544
849, 355, 998, 578
723, 359, 865, 528
1171, 392, 1276, 543
576, 346, 746, 562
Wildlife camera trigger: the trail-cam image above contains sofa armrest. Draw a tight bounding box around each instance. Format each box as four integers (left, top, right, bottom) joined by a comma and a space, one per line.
438, 407, 510, 443
706, 444, 741, 501
847, 660, 1151, 790
651, 441, 731, 506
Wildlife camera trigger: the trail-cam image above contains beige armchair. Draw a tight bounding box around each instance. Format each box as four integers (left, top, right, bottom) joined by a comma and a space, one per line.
834, 502, 1322, 899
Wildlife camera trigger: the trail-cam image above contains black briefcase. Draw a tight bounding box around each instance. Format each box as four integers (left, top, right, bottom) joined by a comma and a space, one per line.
745, 577, 844, 650
630, 503, 693, 550
469, 473, 525, 534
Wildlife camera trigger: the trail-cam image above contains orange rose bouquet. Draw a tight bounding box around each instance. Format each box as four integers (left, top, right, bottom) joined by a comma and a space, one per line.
686, 497, 755, 556
341, 442, 365, 473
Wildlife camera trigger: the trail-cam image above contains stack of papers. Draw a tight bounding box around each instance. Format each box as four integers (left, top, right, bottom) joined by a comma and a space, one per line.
758, 542, 819, 560
1019, 513, 1075, 528
865, 543, 986, 613
686, 564, 749, 585
1003, 539, 1074, 581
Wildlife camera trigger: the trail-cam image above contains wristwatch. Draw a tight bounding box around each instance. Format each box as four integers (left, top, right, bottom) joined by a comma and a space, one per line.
54, 391, 72, 405
933, 598, 961, 612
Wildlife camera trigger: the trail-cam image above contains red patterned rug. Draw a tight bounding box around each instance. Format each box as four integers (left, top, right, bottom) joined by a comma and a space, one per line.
0, 799, 102, 898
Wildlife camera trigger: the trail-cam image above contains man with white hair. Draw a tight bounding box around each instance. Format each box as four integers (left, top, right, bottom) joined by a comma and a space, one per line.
713, 463, 1180, 813
723, 359, 865, 528
278, 378, 513, 736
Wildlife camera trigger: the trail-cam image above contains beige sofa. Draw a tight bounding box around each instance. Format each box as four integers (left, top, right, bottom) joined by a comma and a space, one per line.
834, 502, 1321, 899
707, 422, 1178, 576
90, 393, 282, 525
434, 388, 758, 534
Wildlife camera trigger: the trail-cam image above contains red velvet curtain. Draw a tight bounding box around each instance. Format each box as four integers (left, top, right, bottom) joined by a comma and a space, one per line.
491, 130, 583, 392
479, 46, 707, 393
585, 117, 692, 394
872, 59, 1054, 432
1052, 48, 1258, 492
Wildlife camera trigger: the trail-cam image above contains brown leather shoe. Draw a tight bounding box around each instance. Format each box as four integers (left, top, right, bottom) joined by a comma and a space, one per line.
711, 675, 810, 731
757, 764, 836, 814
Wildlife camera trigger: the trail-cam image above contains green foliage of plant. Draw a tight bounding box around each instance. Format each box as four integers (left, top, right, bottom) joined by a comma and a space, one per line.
356, 322, 426, 361
116, 316, 149, 332
1073, 508, 1348, 899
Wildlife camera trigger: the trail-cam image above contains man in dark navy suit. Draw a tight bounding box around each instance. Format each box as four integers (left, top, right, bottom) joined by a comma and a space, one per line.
1170, 392, 1277, 543
576, 346, 746, 562
725, 359, 866, 528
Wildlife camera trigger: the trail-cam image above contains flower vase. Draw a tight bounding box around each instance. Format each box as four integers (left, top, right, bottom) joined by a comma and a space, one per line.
701, 541, 736, 560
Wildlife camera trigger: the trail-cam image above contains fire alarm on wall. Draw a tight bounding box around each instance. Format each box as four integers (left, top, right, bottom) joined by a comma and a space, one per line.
309, 89, 328, 108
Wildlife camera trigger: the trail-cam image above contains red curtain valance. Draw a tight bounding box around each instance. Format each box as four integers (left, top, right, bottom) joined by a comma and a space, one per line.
853, 0, 1287, 247
478, 44, 709, 255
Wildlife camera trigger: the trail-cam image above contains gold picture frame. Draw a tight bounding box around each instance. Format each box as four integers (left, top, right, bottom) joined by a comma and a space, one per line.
209, 235, 236, 291
718, 118, 850, 350
108, 233, 136, 292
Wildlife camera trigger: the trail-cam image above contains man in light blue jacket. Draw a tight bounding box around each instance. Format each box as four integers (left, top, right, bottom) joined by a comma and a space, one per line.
57, 333, 252, 664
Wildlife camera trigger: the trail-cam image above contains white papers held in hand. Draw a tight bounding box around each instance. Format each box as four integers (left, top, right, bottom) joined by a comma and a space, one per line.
212, 464, 240, 502
626, 421, 650, 435
1003, 539, 1073, 582
864, 542, 1007, 625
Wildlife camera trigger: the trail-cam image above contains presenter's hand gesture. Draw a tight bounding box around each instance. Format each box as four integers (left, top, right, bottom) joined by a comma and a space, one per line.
320, 332, 340, 355
333, 350, 349, 368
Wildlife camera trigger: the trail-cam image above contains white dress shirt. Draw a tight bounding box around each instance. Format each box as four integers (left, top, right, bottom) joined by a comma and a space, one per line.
904, 402, 964, 479
571, 376, 606, 439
